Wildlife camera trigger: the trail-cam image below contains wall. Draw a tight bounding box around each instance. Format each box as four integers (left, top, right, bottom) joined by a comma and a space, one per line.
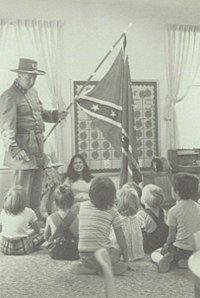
1, 0, 200, 185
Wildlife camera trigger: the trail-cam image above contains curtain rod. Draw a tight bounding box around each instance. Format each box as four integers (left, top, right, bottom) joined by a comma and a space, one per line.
1, 19, 65, 25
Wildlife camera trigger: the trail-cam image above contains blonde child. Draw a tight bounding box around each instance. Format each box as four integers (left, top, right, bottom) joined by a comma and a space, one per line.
116, 187, 145, 261
0, 185, 44, 255
122, 181, 144, 210
138, 184, 168, 253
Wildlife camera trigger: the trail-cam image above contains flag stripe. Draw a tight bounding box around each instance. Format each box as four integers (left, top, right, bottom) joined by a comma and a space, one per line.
121, 147, 141, 172
77, 97, 122, 125
121, 128, 128, 138
78, 105, 122, 128
79, 94, 122, 111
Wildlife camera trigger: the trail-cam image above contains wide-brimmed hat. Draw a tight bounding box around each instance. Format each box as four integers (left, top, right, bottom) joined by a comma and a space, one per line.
10, 58, 46, 75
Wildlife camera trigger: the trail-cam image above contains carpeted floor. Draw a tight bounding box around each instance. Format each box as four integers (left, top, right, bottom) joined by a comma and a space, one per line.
0, 249, 195, 298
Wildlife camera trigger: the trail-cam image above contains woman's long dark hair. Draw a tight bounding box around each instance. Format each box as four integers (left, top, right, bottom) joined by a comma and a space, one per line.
63, 154, 93, 183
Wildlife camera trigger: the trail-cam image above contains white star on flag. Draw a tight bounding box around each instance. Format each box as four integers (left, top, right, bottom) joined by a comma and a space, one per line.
110, 110, 116, 117
91, 104, 99, 112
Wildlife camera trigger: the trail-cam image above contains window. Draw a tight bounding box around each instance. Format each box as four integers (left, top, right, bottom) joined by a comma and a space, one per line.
176, 75, 200, 149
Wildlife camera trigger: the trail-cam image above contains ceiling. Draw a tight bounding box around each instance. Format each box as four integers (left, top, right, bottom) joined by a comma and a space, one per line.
130, 0, 200, 8
1, 0, 200, 19
1, 0, 200, 8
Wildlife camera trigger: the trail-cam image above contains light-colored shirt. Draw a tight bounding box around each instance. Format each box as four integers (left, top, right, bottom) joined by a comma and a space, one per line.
78, 201, 122, 252
1, 207, 37, 239
167, 199, 200, 251
110, 214, 145, 261
64, 178, 91, 202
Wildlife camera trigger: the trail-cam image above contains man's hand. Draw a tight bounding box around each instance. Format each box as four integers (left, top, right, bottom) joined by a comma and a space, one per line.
14, 150, 30, 161
59, 110, 68, 120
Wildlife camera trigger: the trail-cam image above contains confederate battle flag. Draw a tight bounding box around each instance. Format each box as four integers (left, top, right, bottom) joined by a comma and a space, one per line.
76, 35, 142, 186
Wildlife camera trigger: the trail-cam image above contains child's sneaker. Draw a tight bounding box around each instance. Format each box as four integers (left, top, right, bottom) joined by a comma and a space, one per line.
151, 250, 163, 263
157, 252, 174, 273
41, 241, 51, 249
177, 258, 188, 269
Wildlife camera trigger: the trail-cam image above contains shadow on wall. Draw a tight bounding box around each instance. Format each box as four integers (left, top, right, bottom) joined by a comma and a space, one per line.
0, 168, 13, 209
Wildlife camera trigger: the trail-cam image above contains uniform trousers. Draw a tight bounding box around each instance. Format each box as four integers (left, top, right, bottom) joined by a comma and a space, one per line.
13, 169, 43, 218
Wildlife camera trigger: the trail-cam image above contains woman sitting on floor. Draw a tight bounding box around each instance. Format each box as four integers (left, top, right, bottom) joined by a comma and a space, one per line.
63, 154, 93, 212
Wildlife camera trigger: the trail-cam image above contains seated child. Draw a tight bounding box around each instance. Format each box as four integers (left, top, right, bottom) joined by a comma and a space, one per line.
72, 176, 129, 275
114, 187, 145, 261
40, 142, 61, 220
152, 173, 200, 273
138, 184, 168, 253
44, 185, 79, 260
40, 166, 61, 220
122, 181, 143, 208
0, 185, 44, 255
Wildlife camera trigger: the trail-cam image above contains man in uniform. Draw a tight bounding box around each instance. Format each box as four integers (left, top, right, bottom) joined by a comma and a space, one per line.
0, 58, 67, 218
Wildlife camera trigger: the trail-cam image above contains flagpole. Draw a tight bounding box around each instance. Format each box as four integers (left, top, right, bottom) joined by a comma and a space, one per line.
43, 102, 73, 143
44, 23, 132, 143
75, 22, 132, 97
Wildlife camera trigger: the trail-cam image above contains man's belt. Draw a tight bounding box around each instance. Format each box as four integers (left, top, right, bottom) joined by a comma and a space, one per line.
16, 127, 43, 134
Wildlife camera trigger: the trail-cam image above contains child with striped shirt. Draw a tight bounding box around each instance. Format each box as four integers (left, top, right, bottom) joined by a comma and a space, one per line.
71, 176, 129, 275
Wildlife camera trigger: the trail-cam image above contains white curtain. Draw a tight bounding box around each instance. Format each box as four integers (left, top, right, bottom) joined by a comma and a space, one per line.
0, 20, 10, 166
0, 19, 9, 49
164, 24, 200, 149
13, 20, 67, 168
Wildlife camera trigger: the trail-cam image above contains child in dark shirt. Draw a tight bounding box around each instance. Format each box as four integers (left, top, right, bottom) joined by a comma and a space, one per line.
138, 184, 168, 253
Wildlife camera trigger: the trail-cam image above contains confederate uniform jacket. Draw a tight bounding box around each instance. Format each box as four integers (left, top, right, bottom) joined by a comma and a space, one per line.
0, 80, 59, 170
